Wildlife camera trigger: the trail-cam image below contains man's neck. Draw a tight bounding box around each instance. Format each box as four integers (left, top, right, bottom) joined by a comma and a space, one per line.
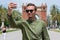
27, 17, 36, 24
29, 17, 36, 21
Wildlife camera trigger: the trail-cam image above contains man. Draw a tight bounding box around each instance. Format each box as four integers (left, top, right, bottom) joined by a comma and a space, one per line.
7, 3, 50, 40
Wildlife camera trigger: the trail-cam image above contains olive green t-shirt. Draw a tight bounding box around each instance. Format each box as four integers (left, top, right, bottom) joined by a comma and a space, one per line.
7, 15, 50, 40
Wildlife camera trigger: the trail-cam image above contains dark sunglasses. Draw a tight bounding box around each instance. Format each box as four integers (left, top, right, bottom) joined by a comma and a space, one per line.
26, 10, 34, 13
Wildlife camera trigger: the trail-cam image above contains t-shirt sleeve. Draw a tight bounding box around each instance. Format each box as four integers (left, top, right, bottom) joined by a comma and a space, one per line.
7, 14, 24, 29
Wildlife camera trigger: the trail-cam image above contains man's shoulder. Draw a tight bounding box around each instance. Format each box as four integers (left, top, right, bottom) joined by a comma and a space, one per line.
36, 19, 45, 23
36, 19, 46, 26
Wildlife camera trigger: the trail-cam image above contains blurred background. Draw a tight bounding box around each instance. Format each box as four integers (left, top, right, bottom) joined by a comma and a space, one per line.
0, 0, 60, 40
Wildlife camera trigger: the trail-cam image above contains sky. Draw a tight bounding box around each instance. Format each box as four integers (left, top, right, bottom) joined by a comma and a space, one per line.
0, 0, 60, 15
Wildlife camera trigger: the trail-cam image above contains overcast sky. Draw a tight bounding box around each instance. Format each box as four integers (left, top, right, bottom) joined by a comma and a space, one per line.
0, 0, 60, 15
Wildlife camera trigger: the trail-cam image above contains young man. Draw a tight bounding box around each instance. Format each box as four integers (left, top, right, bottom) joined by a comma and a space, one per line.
7, 3, 50, 40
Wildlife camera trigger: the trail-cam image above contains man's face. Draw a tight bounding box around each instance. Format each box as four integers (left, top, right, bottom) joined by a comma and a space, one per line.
26, 6, 36, 18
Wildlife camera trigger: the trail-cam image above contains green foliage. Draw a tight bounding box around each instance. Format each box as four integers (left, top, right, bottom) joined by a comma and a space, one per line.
0, 5, 21, 26
50, 5, 60, 25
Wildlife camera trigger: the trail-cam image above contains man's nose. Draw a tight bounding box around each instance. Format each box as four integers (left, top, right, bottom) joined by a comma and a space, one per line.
28, 13, 30, 15
28, 11, 31, 14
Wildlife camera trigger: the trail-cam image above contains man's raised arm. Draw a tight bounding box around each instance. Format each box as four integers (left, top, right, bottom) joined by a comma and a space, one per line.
7, 3, 23, 29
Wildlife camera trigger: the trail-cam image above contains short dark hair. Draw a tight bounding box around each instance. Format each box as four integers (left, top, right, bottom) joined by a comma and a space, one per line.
27, 3, 37, 11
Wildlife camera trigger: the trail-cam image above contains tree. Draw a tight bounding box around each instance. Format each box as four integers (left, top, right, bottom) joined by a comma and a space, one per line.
0, 5, 6, 26
0, 5, 22, 27
50, 5, 60, 26
50, 5, 57, 23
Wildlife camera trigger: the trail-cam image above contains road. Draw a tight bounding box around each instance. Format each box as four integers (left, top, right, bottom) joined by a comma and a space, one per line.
48, 30, 60, 40
0, 30, 22, 40
0, 30, 60, 40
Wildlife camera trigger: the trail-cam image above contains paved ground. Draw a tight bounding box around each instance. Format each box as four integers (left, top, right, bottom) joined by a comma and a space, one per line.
0, 30, 22, 40
0, 30, 60, 40
48, 30, 60, 40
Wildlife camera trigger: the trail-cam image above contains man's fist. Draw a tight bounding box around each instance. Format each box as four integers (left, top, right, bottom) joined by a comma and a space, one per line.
8, 3, 17, 15
8, 2, 17, 10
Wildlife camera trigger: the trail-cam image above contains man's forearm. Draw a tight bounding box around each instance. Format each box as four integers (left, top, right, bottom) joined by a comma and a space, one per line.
7, 14, 17, 28
8, 7, 12, 16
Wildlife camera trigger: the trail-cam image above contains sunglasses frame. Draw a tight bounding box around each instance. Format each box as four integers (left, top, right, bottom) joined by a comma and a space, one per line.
26, 9, 35, 13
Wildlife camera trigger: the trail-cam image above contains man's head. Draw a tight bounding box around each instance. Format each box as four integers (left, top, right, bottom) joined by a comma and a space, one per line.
26, 3, 37, 19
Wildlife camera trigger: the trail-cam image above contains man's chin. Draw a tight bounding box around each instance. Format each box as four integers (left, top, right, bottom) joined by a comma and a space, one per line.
29, 17, 32, 18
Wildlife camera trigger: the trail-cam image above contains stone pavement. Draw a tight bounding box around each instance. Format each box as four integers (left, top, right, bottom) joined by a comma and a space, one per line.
48, 30, 60, 40
0, 30, 22, 40
0, 30, 60, 40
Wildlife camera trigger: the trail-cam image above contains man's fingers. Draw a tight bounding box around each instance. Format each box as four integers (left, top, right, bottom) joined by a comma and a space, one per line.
8, 2, 17, 9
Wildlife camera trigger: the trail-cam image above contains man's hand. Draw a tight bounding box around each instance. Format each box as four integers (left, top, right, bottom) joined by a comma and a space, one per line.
8, 2, 17, 15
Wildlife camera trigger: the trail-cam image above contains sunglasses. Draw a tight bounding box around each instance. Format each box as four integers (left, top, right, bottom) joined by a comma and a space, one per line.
26, 10, 34, 13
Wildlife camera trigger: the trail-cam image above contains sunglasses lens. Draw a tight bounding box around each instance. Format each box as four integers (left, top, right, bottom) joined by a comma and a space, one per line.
26, 10, 29, 13
26, 10, 33, 13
